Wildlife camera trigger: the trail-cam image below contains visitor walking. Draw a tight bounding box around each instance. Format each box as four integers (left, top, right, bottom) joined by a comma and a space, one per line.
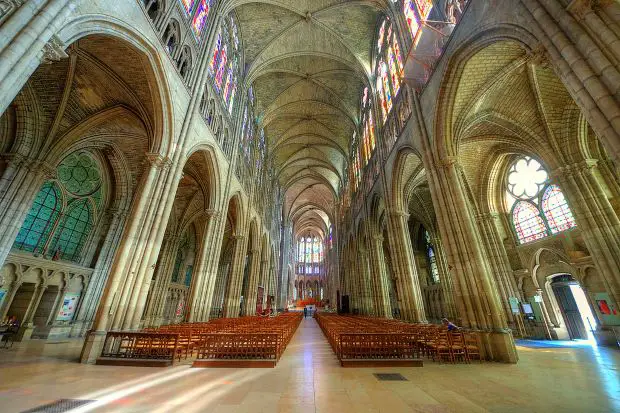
303, 307, 308, 318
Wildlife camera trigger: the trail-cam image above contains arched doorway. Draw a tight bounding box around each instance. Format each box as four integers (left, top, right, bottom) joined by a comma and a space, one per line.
548, 274, 597, 341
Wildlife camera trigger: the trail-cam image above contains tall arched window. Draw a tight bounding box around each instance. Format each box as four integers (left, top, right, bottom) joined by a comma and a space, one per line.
375, 17, 404, 123
296, 236, 324, 275
424, 231, 440, 284
208, 15, 240, 114
506, 156, 576, 244
403, 0, 433, 47
48, 200, 93, 262
14, 182, 61, 253
13, 151, 104, 263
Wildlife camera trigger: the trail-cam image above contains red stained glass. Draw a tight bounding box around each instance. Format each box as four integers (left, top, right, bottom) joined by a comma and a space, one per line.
542, 185, 576, 234
513, 201, 547, 244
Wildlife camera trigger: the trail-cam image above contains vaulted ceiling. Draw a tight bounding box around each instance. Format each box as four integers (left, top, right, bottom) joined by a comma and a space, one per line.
228, 0, 387, 236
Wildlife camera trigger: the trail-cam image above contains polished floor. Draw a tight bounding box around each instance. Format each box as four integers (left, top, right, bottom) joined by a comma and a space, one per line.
0, 318, 619, 413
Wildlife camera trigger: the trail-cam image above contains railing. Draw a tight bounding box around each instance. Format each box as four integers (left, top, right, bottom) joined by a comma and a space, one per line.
195, 333, 280, 360
99, 332, 179, 361
339, 333, 418, 360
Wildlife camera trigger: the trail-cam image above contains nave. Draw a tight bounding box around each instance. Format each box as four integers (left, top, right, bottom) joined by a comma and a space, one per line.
0, 317, 618, 413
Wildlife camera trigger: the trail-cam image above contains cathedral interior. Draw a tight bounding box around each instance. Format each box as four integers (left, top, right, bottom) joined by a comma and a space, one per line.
0, 0, 619, 412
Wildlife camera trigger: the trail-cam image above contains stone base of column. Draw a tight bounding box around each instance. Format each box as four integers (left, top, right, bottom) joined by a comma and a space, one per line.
69, 321, 91, 338
479, 330, 518, 363
79, 330, 107, 364
16, 323, 35, 341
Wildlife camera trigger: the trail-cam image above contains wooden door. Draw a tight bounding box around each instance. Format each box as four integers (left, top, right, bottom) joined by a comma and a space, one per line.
552, 284, 587, 339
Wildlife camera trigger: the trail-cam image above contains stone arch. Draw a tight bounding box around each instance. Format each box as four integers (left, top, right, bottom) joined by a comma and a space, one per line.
56, 17, 175, 157
433, 25, 539, 161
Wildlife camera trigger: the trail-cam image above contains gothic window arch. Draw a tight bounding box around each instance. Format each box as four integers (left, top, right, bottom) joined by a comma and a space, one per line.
296, 236, 324, 275
177, 46, 193, 81
375, 17, 404, 123
424, 230, 440, 284
163, 20, 180, 55
143, 0, 163, 23
208, 14, 241, 114
13, 151, 105, 263
13, 182, 61, 253
506, 156, 576, 244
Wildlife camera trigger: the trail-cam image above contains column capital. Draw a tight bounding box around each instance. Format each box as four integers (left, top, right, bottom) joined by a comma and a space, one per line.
41, 35, 68, 65
390, 210, 410, 219
205, 209, 221, 218
232, 234, 245, 241
145, 153, 173, 169
437, 156, 459, 170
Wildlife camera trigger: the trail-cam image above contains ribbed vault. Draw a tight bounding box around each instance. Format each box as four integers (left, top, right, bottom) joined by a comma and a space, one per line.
230, 0, 385, 233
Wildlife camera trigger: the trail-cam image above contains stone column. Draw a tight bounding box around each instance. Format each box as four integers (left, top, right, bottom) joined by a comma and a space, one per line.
521, 0, 620, 167
428, 233, 457, 320
0, 280, 20, 320
476, 212, 520, 325
80, 155, 170, 363
241, 248, 261, 316
141, 235, 177, 327
0, 0, 75, 115
368, 234, 392, 318
427, 158, 517, 362
187, 210, 221, 322
386, 211, 427, 322
20, 283, 47, 340
358, 249, 375, 315
222, 235, 246, 318
72, 209, 128, 334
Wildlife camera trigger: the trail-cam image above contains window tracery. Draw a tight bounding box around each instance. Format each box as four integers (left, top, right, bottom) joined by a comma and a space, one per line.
506, 156, 576, 244
208, 15, 240, 114
13, 151, 104, 263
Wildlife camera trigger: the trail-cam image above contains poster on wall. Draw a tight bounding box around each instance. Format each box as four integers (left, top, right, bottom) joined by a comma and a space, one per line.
56, 293, 80, 321
594, 293, 620, 325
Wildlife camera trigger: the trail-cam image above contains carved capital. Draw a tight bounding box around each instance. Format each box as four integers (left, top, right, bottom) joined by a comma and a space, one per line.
146, 153, 172, 170
41, 35, 68, 64
527, 43, 550, 68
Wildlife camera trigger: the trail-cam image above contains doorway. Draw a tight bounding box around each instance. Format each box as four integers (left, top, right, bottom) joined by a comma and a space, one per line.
551, 274, 597, 340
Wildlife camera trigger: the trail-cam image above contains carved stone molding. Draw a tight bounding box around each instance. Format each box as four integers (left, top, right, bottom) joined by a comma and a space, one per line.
41, 35, 69, 65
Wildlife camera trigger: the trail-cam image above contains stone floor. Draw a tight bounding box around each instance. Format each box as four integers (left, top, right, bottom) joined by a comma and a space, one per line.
0, 318, 618, 413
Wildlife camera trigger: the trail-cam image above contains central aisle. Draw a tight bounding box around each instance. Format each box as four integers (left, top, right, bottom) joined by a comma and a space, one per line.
2, 317, 619, 412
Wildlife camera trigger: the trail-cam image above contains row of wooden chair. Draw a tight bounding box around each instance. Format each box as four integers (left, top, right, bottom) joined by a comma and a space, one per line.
315, 313, 482, 363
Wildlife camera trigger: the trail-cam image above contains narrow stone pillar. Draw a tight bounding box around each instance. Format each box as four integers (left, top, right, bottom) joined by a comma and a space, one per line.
46, 286, 67, 325
187, 210, 221, 322
368, 234, 392, 318
241, 248, 261, 316
141, 236, 177, 327
20, 283, 47, 340
476, 212, 520, 324
222, 235, 246, 318
387, 211, 427, 322
0, 280, 20, 320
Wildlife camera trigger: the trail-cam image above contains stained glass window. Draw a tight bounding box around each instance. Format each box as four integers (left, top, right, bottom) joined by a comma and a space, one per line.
542, 185, 576, 234
404, 0, 421, 46
185, 265, 193, 287
14, 151, 105, 263
13, 182, 61, 253
424, 231, 440, 284
179, 0, 194, 15
192, 0, 213, 38
506, 156, 576, 244
208, 15, 240, 114
375, 18, 403, 123
48, 199, 93, 262
512, 201, 547, 244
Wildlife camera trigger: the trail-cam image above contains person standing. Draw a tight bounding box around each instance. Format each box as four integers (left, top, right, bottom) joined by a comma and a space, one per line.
303, 307, 308, 318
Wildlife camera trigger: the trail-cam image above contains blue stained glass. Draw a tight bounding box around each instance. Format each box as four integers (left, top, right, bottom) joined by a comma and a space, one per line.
49, 199, 93, 262
14, 182, 61, 253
